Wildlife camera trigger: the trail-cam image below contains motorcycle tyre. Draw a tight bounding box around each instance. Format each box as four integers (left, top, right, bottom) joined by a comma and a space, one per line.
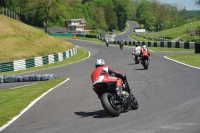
120, 45, 123, 50
135, 56, 139, 64
100, 93, 121, 117
130, 98, 139, 110
144, 60, 148, 69
106, 43, 109, 47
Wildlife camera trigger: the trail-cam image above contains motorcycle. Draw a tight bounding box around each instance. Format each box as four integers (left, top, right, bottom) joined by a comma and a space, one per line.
132, 50, 140, 64
119, 41, 123, 50
140, 51, 150, 69
106, 42, 109, 47
96, 77, 139, 117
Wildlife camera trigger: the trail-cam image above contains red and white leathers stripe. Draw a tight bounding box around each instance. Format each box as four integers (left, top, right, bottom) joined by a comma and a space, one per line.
91, 65, 124, 94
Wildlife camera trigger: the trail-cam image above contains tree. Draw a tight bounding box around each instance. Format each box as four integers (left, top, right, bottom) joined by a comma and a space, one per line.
113, 0, 131, 30
195, 0, 200, 5
103, 6, 117, 31
25, 0, 60, 33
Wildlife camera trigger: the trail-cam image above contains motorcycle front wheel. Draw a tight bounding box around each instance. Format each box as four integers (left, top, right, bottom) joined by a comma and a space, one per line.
144, 60, 148, 69
130, 98, 139, 110
120, 45, 123, 50
100, 93, 121, 117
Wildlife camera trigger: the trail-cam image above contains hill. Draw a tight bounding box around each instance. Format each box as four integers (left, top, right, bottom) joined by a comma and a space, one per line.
0, 14, 74, 62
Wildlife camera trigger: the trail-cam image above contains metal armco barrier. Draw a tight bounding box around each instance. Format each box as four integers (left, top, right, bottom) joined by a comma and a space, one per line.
106, 39, 195, 49
0, 47, 77, 73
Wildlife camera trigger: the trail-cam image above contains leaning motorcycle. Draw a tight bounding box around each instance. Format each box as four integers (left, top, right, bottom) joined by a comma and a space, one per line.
96, 77, 139, 117
140, 53, 150, 69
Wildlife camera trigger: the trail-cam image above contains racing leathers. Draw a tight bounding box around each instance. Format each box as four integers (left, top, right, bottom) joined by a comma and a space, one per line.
91, 65, 125, 98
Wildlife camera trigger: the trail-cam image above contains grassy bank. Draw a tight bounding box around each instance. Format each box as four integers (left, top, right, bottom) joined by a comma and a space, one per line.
0, 15, 74, 62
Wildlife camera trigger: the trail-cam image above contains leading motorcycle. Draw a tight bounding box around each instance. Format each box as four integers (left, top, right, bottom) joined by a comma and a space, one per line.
140, 51, 150, 69
96, 77, 139, 117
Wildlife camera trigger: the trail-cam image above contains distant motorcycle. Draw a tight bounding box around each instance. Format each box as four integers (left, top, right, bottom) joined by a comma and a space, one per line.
119, 41, 123, 50
98, 77, 139, 117
106, 42, 109, 47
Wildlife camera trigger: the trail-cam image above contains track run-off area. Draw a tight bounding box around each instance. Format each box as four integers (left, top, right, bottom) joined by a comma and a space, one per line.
1, 22, 200, 133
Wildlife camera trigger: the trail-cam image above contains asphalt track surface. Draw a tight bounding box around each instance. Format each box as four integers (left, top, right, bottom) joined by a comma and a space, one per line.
1, 22, 200, 133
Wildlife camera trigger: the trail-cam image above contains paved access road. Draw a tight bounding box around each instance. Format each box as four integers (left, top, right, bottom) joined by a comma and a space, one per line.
1, 22, 200, 133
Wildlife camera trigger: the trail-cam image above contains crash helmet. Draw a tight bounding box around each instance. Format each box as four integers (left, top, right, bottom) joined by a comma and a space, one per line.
142, 45, 147, 50
136, 43, 139, 47
95, 58, 105, 68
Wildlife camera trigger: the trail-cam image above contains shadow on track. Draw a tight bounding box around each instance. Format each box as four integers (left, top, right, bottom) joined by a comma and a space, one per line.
127, 63, 138, 65
133, 68, 146, 70
74, 110, 112, 118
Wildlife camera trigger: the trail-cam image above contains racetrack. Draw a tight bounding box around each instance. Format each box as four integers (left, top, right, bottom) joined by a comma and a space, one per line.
1, 22, 200, 133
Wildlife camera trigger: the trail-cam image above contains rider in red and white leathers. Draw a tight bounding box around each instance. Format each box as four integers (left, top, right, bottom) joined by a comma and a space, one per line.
140, 45, 150, 58
91, 58, 126, 98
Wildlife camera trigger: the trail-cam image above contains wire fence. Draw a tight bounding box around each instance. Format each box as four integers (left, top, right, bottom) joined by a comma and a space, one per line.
0, 7, 20, 21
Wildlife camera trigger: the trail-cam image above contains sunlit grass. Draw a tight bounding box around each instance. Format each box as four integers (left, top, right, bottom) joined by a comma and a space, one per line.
167, 53, 200, 67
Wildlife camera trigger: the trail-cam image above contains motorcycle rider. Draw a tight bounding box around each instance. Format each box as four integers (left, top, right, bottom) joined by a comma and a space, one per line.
132, 43, 142, 58
91, 58, 132, 100
120, 40, 123, 45
140, 45, 151, 60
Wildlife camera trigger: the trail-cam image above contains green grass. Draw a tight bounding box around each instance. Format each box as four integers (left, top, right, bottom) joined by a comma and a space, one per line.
180, 35, 200, 42
131, 20, 200, 40
0, 78, 66, 127
167, 53, 200, 68
0, 15, 74, 62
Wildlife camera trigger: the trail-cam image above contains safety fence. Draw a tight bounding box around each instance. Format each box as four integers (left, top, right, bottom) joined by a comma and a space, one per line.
97, 36, 195, 49
0, 47, 77, 73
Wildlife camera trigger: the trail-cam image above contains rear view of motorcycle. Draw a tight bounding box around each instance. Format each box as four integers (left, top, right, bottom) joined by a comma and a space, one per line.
106, 42, 109, 47
132, 50, 140, 64
119, 40, 123, 50
98, 77, 139, 117
140, 55, 150, 69
106, 40, 109, 47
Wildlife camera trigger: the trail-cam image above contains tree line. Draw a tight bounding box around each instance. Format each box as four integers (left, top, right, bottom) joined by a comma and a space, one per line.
0, 0, 199, 33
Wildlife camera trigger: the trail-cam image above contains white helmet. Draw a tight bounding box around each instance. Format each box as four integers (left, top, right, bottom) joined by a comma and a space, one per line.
95, 58, 105, 67
142, 45, 147, 50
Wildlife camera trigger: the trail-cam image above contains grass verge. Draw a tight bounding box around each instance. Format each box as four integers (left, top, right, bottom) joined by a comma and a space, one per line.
167, 53, 200, 68
0, 78, 66, 127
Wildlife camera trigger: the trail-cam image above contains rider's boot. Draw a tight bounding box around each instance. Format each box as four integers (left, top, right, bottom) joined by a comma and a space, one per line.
116, 86, 122, 99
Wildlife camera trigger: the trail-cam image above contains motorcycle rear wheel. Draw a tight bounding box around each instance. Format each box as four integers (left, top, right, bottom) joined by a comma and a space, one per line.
100, 93, 121, 117
135, 56, 139, 64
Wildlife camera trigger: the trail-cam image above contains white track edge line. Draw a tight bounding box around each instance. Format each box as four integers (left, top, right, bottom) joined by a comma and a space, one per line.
0, 78, 70, 132
164, 56, 200, 70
